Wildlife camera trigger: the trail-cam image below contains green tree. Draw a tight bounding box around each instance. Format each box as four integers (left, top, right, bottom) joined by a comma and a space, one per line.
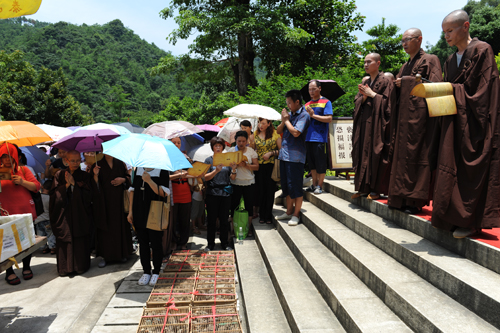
362, 18, 407, 74
159, 0, 364, 96
104, 85, 131, 121
0, 50, 91, 126
430, 0, 500, 64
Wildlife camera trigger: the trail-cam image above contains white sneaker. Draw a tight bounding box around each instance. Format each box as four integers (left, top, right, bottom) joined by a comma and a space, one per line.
276, 213, 292, 220
313, 186, 323, 194
288, 216, 300, 226
138, 273, 151, 286
149, 274, 159, 286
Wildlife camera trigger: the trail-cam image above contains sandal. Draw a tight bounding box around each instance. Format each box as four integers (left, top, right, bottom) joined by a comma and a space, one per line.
6, 274, 21, 285
192, 227, 201, 235
50, 248, 56, 255
22, 269, 33, 280
266, 220, 273, 224
42, 248, 50, 254
259, 220, 265, 224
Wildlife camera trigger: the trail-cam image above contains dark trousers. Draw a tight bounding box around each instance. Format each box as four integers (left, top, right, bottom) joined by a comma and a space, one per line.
256, 163, 276, 221
230, 184, 254, 217
206, 195, 231, 249
135, 227, 163, 275
173, 201, 192, 246
5, 255, 31, 278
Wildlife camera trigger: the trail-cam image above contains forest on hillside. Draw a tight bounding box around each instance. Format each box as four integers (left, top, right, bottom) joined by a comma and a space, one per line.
0, 17, 201, 125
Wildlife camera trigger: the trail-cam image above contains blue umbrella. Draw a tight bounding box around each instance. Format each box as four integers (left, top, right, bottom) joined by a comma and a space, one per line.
102, 133, 192, 171
20, 146, 49, 174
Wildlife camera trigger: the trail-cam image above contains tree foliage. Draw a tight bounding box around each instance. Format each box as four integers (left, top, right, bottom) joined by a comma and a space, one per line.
362, 18, 407, 75
0, 17, 200, 126
0, 50, 91, 126
430, 0, 500, 64
159, 0, 364, 96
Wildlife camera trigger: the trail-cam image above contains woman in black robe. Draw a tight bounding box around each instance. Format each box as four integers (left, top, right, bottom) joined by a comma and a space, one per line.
91, 155, 132, 267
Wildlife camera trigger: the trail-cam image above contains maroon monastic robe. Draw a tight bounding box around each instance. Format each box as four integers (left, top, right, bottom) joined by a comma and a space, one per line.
352, 72, 396, 194
91, 158, 133, 261
388, 49, 443, 209
431, 38, 500, 230
49, 168, 92, 275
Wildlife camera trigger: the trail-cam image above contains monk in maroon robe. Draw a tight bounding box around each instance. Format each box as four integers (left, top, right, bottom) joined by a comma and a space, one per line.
431, 10, 500, 238
49, 150, 92, 276
352, 53, 396, 199
91, 155, 132, 267
388, 28, 443, 214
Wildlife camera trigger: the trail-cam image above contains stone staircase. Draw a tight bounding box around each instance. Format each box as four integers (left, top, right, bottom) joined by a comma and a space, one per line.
234, 178, 500, 333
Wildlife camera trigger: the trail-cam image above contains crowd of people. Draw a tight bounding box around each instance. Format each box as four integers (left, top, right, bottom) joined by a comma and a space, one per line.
1, 9, 498, 288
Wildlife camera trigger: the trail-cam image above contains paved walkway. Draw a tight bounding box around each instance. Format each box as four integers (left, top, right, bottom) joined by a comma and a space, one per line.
0, 251, 138, 333
1, 229, 247, 332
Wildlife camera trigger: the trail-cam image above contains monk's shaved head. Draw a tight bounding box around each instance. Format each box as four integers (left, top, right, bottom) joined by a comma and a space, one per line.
384, 72, 395, 80
443, 10, 469, 26
404, 28, 422, 37
67, 150, 80, 158
367, 53, 381, 62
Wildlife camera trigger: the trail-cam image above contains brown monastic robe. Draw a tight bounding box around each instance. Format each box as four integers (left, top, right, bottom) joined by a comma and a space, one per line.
352, 72, 396, 194
431, 38, 500, 230
91, 158, 132, 261
49, 168, 92, 275
388, 48, 443, 209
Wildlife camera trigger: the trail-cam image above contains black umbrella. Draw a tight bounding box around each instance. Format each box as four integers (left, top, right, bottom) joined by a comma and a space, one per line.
112, 122, 144, 134
300, 80, 346, 103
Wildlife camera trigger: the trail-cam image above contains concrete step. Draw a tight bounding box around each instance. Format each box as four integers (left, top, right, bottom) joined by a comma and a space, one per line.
322, 178, 500, 276
295, 199, 499, 333
253, 222, 346, 333
266, 214, 412, 333
304, 189, 500, 328
234, 238, 290, 333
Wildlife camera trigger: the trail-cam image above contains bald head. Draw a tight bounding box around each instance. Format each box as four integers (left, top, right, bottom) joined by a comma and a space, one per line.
443, 10, 469, 26
404, 28, 422, 37
367, 53, 381, 63
384, 72, 395, 80
67, 150, 80, 158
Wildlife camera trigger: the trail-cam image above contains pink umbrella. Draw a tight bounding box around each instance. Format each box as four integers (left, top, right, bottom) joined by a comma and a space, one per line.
196, 124, 221, 133
52, 129, 120, 153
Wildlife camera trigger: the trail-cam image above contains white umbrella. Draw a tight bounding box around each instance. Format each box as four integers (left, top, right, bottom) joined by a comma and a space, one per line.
143, 120, 202, 139
187, 143, 228, 162
36, 124, 73, 142
223, 103, 281, 121
217, 117, 258, 144
80, 122, 131, 135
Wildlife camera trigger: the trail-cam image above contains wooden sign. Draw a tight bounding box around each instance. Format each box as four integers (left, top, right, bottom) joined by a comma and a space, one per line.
328, 118, 353, 169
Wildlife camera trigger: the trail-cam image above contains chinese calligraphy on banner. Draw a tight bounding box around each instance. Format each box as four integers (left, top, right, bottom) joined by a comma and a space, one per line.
328, 118, 353, 169
0, 0, 42, 19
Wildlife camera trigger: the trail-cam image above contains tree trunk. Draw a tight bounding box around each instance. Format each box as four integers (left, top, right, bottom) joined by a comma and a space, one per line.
233, 0, 257, 96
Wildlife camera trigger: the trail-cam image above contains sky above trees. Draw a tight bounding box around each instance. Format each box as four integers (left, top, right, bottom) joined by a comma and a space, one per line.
29, 0, 468, 55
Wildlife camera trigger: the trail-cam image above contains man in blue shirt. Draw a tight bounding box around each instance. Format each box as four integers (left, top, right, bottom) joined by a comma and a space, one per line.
304, 80, 333, 194
276, 89, 310, 226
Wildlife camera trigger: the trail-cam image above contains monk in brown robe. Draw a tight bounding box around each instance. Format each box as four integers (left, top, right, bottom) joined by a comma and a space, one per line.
388, 28, 443, 214
91, 155, 132, 267
352, 53, 396, 199
49, 150, 92, 276
431, 10, 500, 238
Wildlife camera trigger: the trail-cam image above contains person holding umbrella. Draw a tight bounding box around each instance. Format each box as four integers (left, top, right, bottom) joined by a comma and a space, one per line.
304, 80, 333, 194
0, 143, 41, 285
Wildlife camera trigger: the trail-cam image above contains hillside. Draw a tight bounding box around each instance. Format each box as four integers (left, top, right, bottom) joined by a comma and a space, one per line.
0, 17, 198, 125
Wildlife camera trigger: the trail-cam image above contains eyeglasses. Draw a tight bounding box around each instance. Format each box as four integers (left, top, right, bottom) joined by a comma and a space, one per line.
401, 36, 418, 45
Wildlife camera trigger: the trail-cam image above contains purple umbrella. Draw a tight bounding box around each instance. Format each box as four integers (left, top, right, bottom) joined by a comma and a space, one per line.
196, 124, 221, 133
52, 129, 120, 153
67, 126, 81, 132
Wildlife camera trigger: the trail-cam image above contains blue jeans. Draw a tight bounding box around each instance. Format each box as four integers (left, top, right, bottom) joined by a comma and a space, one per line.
35, 220, 56, 249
